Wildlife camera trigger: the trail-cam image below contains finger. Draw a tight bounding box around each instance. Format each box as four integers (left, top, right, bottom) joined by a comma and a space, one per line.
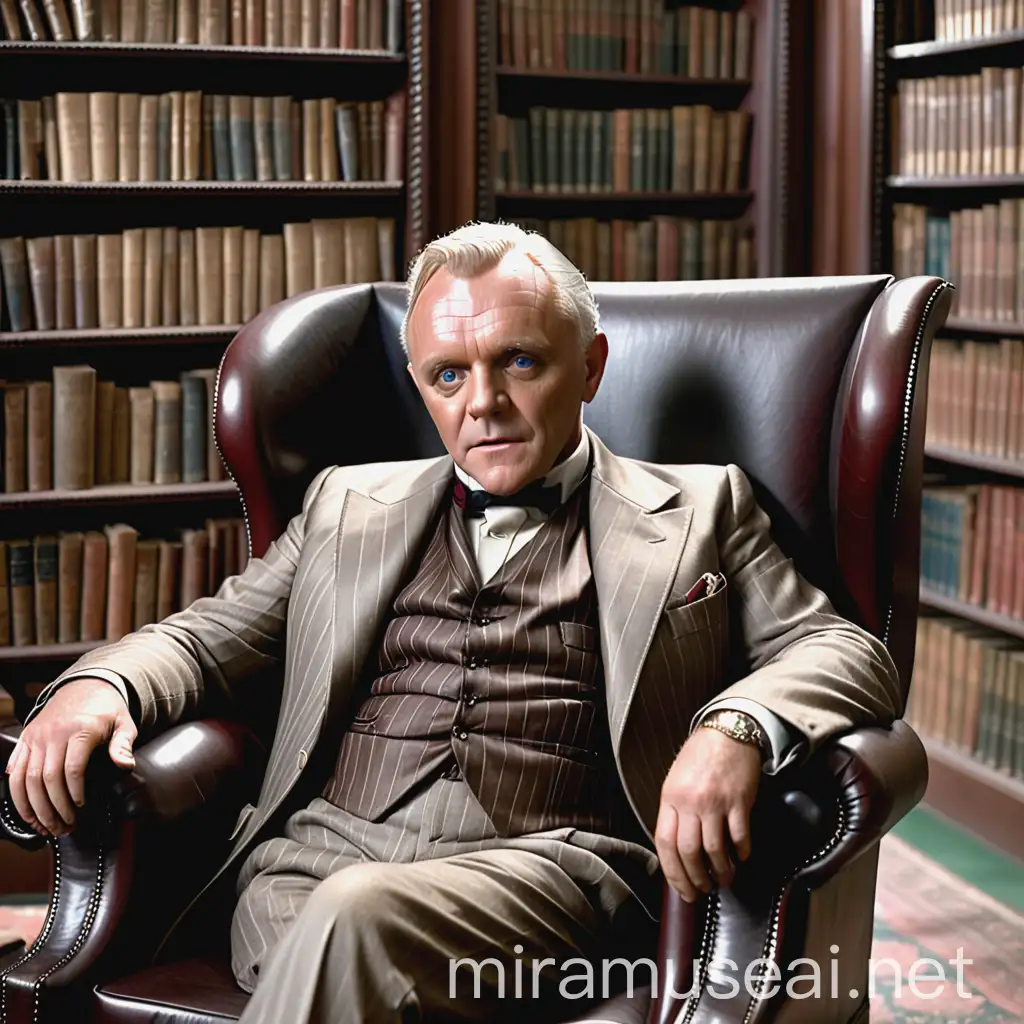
107, 718, 136, 769
25, 743, 61, 835
728, 805, 751, 863
64, 732, 99, 808
702, 812, 733, 887
5, 736, 23, 774
655, 804, 698, 903
42, 739, 76, 830
6, 742, 39, 831
677, 811, 712, 895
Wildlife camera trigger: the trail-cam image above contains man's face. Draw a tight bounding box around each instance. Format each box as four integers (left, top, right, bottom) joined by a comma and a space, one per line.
406, 255, 608, 495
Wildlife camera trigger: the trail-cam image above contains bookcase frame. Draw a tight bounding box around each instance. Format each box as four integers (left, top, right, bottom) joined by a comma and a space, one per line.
469, 0, 812, 278
870, 1, 1024, 859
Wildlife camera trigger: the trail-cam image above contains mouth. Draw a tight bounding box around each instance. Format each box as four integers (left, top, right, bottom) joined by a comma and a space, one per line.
472, 438, 521, 449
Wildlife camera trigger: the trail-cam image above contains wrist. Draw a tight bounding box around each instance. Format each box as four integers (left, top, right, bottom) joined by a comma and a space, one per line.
698, 709, 771, 763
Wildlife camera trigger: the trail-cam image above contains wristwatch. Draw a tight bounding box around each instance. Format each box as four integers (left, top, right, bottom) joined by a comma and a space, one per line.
699, 709, 771, 762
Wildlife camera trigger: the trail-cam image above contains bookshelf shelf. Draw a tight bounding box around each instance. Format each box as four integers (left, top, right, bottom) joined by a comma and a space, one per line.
0, 181, 404, 197
495, 66, 751, 90
922, 737, 1024, 860
0, 40, 407, 64
923, 444, 1024, 480
0, 480, 239, 510
0, 641, 105, 664
0, 325, 241, 347
918, 586, 1024, 642
888, 28, 1024, 62
887, 174, 1024, 190
495, 190, 754, 203
944, 317, 1024, 337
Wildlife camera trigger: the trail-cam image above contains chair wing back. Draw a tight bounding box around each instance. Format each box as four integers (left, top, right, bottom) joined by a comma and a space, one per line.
216, 276, 952, 697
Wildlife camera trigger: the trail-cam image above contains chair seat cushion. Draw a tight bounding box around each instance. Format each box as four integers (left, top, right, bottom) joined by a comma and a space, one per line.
94, 957, 249, 1024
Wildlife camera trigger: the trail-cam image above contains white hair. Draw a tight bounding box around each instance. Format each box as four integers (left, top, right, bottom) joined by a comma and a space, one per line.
400, 220, 600, 356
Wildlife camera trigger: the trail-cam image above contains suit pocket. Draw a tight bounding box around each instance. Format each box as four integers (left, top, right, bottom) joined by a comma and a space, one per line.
559, 621, 596, 652
664, 582, 728, 639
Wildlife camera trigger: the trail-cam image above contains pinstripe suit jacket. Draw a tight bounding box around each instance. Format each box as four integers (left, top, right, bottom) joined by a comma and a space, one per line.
45, 426, 902, 897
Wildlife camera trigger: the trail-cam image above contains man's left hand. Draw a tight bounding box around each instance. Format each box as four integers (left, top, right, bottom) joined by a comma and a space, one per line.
654, 727, 762, 902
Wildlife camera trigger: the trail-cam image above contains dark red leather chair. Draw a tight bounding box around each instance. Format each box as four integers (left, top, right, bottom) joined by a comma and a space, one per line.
0, 274, 952, 1024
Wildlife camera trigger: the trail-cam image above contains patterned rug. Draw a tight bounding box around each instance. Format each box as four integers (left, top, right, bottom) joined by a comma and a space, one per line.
2, 835, 1021, 1021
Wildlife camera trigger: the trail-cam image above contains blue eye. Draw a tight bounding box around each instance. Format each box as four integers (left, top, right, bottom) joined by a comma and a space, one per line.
440, 369, 457, 383
513, 355, 535, 369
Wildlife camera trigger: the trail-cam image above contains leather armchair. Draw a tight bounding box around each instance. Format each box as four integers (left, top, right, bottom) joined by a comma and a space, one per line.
0, 274, 952, 1024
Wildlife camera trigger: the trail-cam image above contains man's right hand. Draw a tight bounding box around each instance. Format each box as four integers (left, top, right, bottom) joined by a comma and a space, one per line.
4, 678, 137, 837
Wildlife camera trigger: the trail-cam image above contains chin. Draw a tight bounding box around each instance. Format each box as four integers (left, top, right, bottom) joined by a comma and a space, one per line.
465, 450, 535, 493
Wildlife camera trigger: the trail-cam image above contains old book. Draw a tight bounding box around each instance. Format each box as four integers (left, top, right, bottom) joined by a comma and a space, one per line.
133, 538, 158, 629
72, 233, 98, 328
356, 101, 369, 178
222, 225, 243, 324
301, 99, 320, 180
41, 95, 60, 180
88, 92, 118, 181
176, 0, 196, 41
179, 228, 198, 325
161, 227, 179, 325
229, 0, 242, 41
4, 385, 27, 493
0, 236, 32, 332
272, 95, 292, 181
98, 0, 115, 38
384, 90, 404, 181
25, 235, 55, 330
17, 99, 41, 179
33, 534, 57, 646
139, 94, 159, 179
708, 111, 726, 192
283, 221, 313, 296
724, 110, 750, 192
17, 0, 47, 39
316, 0, 333, 46
299, 0, 314, 47
169, 90, 184, 181
179, 528, 208, 608
151, 379, 181, 484
201, 94, 215, 180
157, 92, 172, 180
155, 539, 181, 620
312, 218, 345, 287
229, 94, 255, 180
79, 530, 107, 642
212, 94, 232, 180
53, 365, 95, 490
339, 0, 353, 45
105, 523, 138, 641
196, 226, 224, 325
143, 226, 163, 326
180, 370, 207, 482
26, 380, 52, 491
57, 531, 83, 643
117, 92, 140, 180
111, 385, 129, 482
206, 517, 223, 593
128, 385, 154, 483
183, 91, 202, 180
119, 0, 140, 38
54, 234, 75, 328
244, 0, 260, 43
0, 0, 22, 37
97, 232, 123, 328
93, 377, 114, 485
377, 217, 395, 281
9, 540, 34, 647
291, 100, 302, 178
281, 0, 297, 45
368, 99, 383, 180
319, 97, 338, 180
242, 228, 260, 320
264, 0, 280, 44
336, 103, 357, 181
253, 96, 274, 181
122, 227, 145, 327
344, 216, 379, 282
192, 367, 224, 480
258, 233, 284, 310
145, 0, 169, 38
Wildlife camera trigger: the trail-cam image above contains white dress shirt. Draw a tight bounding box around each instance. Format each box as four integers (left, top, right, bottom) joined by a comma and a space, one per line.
63, 432, 803, 774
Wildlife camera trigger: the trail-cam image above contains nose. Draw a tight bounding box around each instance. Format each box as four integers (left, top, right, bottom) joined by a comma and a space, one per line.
466, 367, 506, 419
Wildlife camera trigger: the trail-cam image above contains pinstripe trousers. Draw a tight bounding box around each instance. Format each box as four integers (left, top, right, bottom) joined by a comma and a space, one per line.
231, 772, 661, 1024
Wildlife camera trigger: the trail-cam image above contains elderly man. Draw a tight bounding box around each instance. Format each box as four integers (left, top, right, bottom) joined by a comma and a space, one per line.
6, 222, 901, 1023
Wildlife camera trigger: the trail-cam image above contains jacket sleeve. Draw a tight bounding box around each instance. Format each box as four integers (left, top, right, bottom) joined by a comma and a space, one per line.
27, 467, 336, 735
693, 464, 903, 754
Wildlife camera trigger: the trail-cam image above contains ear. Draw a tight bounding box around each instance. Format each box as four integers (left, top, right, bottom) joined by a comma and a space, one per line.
582, 332, 608, 404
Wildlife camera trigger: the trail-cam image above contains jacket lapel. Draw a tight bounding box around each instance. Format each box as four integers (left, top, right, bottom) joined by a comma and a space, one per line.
325, 457, 453, 728
586, 428, 694, 751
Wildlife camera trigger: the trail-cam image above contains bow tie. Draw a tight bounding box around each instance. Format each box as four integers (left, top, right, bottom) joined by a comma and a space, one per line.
453, 478, 563, 517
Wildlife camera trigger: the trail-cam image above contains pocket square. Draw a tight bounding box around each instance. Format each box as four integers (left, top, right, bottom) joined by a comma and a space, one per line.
683, 571, 725, 604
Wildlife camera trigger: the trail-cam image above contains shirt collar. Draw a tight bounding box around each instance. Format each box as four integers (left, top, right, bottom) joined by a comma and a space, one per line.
453, 427, 591, 508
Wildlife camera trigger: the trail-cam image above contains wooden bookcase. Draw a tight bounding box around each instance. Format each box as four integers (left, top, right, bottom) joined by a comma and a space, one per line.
466, 0, 811, 279
870, 1, 1024, 861
0, 0, 431, 722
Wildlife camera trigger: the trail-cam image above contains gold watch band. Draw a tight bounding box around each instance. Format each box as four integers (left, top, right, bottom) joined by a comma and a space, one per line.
699, 709, 771, 762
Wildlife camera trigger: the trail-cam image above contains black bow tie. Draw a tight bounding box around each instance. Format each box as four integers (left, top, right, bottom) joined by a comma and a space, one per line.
453, 478, 563, 517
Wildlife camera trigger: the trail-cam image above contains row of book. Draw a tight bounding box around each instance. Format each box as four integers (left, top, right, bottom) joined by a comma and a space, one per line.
895, 69, 1023, 178
1, 365, 226, 494
0, 217, 395, 333
497, 1, 753, 80
0, 520, 247, 648
892, 201, 1024, 324
933, 0, 1024, 41
0, 0, 402, 49
3, 92, 405, 185
518, 215, 755, 283
906, 615, 1023, 778
495, 106, 750, 195
921, 483, 1024, 618
927, 338, 1024, 460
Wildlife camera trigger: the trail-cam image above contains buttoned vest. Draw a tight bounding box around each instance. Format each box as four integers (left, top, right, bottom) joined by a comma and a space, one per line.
322, 481, 627, 838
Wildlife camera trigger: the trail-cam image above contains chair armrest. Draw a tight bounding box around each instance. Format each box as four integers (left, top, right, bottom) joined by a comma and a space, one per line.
648, 720, 928, 1024
0, 720, 265, 1024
